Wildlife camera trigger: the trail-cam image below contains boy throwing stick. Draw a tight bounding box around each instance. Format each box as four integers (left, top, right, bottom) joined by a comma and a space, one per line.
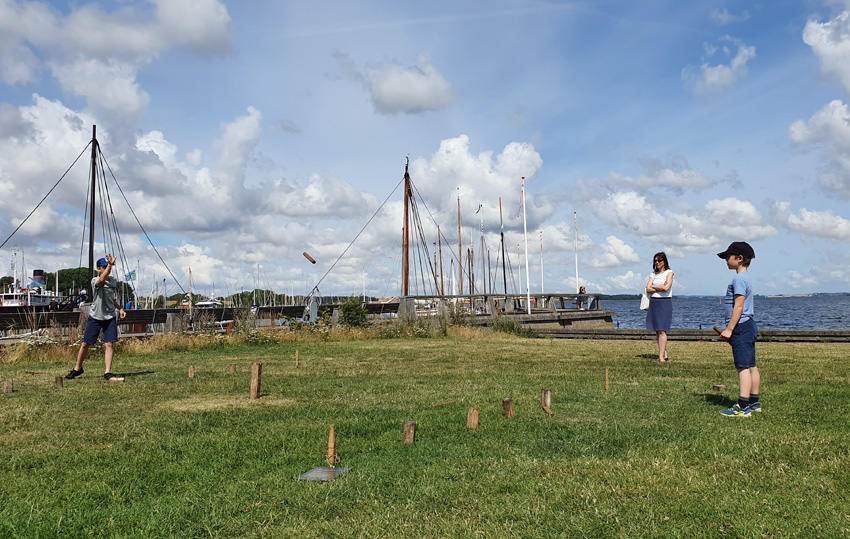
65, 255, 127, 381
716, 242, 760, 417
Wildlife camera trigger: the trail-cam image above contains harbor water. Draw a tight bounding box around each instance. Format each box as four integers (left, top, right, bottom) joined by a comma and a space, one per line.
603, 295, 850, 331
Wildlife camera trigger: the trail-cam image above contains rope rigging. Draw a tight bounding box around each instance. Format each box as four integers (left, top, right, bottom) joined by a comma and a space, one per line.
1, 128, 185, 300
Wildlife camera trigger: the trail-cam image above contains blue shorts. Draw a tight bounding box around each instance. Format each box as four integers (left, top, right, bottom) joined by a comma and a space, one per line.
729, 318, 757, 369
83, 316, 119, 344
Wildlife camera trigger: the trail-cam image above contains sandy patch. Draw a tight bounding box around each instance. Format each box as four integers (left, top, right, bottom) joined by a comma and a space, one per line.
159, 395, 297, 412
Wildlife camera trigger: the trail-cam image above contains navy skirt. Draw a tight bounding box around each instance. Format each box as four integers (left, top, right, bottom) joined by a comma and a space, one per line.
646, 297, 672, 332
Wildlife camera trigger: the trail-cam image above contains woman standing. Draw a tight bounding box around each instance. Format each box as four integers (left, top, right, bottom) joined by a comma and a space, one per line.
646, 252, 674, 362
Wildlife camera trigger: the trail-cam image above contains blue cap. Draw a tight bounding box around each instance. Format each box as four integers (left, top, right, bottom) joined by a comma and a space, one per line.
97, 257, 109, 268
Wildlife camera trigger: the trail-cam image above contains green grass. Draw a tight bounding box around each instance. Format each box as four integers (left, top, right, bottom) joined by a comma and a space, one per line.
1, 335, 849, 538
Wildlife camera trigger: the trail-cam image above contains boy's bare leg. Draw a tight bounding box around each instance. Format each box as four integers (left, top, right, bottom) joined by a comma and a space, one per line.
75, 343, 90, 371
104, 342, 114, 374
737, 367, 751, 399
749, 366, 760, 396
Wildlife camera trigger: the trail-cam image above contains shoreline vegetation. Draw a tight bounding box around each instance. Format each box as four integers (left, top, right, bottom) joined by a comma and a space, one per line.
1, 321, 848, 537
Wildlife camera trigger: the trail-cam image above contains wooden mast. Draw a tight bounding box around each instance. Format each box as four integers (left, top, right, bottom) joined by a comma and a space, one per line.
88, 125, 98, 298
402, 158, 411, 297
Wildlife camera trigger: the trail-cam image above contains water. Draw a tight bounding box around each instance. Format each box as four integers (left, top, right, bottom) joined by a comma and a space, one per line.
603, 295, 850, 331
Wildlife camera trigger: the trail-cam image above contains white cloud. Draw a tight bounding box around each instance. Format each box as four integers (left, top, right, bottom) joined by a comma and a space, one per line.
781, 269, 819, 290
768, 201, 850, 241
803, 9, 850, 93
586, 236, 641, 270
585, 190, 776, 253
0, 0, 231, 118
710, 8, 750, 25
682, 36, 756, 94
789, 99, 850, 197
604, 270, 646, 293
150, 0, 232, 54
409, 135, 545, 229
339, 52, 456, 115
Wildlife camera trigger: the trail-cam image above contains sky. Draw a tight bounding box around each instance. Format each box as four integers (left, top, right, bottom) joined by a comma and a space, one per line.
2, 0, 850, 300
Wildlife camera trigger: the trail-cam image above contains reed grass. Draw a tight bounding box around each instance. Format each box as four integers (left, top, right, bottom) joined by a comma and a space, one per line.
1, 335, 848, 538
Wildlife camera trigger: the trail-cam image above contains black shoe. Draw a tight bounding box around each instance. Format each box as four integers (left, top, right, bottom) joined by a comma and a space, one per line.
65, 369, 84, 379
103, 372, 125, 382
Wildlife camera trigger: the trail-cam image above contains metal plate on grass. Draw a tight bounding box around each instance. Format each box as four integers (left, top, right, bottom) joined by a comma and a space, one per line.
297, 467, 351, 481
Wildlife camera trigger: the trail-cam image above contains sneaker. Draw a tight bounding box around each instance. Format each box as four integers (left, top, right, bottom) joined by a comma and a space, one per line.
747, 402, 762, 413
719, 403, 751, 417
65, 369, 84, 379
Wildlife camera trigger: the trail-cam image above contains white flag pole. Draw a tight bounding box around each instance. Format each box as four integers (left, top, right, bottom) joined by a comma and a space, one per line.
522, 177, 531, 315
574, 212, 579, 293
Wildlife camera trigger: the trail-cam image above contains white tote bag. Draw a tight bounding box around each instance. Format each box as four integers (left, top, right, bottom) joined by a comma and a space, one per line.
639, 291, 650, 311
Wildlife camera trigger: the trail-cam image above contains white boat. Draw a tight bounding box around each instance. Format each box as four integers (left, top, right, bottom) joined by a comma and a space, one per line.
0, 269, 65, 308
0, 288, 58, 307
195, 299, 224, 308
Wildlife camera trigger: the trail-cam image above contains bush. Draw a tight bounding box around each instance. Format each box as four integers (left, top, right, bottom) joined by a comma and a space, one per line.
490, 315, 537, 338
339, 296, 368, 327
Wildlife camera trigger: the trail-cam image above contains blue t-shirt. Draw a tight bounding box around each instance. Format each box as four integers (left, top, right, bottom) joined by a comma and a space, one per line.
724, 272, 753, 325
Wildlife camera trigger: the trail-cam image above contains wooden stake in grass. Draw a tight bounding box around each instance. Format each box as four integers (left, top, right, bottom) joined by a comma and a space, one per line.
55, 377, 63, 389
467, 407, 479, 429
502, 398, 515, 418
713, 384, 727, 392
327, 424, 339, 467
402, 421, 416, 444
3, 379, 12, 394
295, 350, 299, 368
429, 400, 456, 409
250, 362, 262, 400
605, 367, 609, 392
541, 389, 553, 416
188, 366, 195, 379
229, 363, 236, 375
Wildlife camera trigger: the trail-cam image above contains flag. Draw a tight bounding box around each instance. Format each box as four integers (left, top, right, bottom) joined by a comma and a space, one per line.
124, 269, 137, 282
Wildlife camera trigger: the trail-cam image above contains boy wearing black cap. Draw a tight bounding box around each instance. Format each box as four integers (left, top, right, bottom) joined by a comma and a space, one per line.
65, 254, 127, 381
716, 241, 760, 417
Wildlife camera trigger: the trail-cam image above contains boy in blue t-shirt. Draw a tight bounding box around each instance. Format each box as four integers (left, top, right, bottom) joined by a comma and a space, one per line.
716, 242, 760, 417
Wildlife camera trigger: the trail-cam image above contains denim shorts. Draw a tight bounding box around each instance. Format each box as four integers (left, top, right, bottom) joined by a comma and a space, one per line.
83, 316, 118, 344
729, 318, 757, 369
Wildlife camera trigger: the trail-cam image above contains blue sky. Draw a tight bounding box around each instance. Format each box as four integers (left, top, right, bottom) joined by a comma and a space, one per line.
2, 0, 850, 299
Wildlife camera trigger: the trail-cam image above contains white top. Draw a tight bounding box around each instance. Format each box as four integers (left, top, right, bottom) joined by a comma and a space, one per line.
650, 269, 673, 298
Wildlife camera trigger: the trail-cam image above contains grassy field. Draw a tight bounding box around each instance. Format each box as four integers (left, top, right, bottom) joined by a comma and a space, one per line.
1, 331, 849, 538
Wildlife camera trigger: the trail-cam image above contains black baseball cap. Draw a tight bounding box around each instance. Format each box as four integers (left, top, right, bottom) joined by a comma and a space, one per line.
717, 241, 755, 259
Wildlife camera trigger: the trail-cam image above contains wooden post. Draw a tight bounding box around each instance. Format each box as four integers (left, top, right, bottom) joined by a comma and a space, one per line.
713, 384, 727, 392
295, 349, 299, 368
402, 421, 417, 444
250, 362, 262, 400
605, 367, 609, 392
541, 389, 553, 416
502, 398, 515, 418
55, 376, 63, 389
3, 379, 12, 394
188, 366, 195, 379
229, 363, 236, 375
327, 424, 338, 466
467, 407, 479, 429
